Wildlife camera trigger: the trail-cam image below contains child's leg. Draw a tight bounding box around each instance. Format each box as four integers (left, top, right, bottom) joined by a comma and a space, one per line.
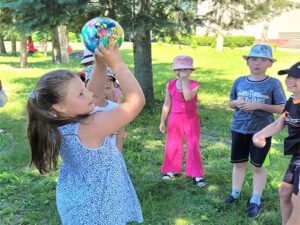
226, 131, 251, 201
252, 166, 267, 203
232, 162, 248, 191
161, 113, 184, 173
281, 160, 300, 225
279, 182, 293, 225
249, 136, 272, 205
286, 193, 300, 225
184, 113, 204, 178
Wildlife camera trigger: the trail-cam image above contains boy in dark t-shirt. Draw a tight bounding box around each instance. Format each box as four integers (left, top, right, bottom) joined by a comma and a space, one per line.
253, 62, 300, 225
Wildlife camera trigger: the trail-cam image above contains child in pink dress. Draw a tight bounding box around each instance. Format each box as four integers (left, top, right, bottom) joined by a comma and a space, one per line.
105, 67, 122, 104
159, 55, 206, 187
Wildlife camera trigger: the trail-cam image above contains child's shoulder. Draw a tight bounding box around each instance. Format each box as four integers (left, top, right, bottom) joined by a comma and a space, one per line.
266, 76, 281, 83
235, 75, 247, 81
59, 122, 79, 135
232, 75, 247, 84
263, 76, 283, 88
167, 79, 177, 86
190, 79, 200, 87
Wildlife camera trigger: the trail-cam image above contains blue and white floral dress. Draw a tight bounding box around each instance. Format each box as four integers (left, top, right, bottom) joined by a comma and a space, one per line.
56, 122, 143, 225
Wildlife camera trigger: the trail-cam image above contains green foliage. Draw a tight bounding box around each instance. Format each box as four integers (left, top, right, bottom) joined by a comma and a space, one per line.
164, 35, 254, 48
68, 32, 81, 43
223, 35, 255, 48
1, 43, 300, 224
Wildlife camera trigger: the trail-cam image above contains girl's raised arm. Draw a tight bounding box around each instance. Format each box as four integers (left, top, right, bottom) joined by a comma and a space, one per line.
86, 48, 107, 106
79, 43, 145, 145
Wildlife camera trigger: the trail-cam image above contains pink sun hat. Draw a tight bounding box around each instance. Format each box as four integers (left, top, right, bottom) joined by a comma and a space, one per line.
172, 55, 195, 70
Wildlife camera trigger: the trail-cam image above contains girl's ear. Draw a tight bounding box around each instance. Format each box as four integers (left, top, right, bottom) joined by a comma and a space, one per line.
52, 103, 67, 113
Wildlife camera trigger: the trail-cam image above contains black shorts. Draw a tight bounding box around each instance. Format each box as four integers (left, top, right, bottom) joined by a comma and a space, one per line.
231, 131, 272, 167
283, 156, 300, 195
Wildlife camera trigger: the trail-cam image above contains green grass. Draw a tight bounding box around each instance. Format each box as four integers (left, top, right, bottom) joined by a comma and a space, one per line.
0, 44, 299, 225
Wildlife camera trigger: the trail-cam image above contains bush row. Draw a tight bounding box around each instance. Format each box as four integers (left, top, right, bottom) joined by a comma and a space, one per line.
164, 35, 255, 48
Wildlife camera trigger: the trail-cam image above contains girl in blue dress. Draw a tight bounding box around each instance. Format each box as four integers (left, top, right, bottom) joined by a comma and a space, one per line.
27, 41, 145, 225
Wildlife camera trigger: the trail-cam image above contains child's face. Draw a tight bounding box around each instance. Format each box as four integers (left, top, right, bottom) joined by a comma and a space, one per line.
285, 76, 300, 96
247, 57, 272, 75
174, 69, 193, 78
104, 76, 115, 94
52, 76, 95, 117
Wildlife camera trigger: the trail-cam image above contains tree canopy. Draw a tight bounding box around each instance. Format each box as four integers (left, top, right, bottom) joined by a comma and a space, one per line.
0, 0, 297, 103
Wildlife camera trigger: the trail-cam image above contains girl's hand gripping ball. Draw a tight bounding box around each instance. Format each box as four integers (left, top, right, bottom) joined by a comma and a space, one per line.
81, 17, 124, 53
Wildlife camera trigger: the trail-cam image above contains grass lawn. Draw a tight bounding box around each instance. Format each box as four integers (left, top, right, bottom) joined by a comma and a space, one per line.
0, 43, 299, 225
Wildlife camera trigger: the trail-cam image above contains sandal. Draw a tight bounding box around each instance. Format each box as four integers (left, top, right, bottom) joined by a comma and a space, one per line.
162, 172, 177, 180
195, 178, 207, 187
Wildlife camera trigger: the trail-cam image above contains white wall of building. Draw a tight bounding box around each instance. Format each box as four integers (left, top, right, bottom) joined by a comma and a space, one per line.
196, 1, 300, 39
228, 9, 300, 39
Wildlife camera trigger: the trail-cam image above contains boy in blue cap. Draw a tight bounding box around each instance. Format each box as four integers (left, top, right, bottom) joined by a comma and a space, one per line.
253, 62, 300, 225
225, 44, 286, 218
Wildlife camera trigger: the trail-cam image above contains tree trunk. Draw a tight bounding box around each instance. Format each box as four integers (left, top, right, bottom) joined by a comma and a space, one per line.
216, 33, 224, 52
0, 34, 7, 54
51, 28, 62, 64
133, 0, 154, 105
11, 35, 17, 55
57, 25, 69, 63
20, 35, 27, 68
43, 34, 48, 56
216, 26, 224, 52
133, 28, 154, 105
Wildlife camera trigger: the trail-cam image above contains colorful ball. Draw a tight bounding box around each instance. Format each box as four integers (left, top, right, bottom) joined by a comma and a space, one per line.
81, 17, 124, 53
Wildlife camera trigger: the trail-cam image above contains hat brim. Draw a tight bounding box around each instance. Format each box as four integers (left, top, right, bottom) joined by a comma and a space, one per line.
278, 69, 288, 75
278, 69, 300, 78
80, 58, 94, 64
80, 55, 94, 64
242, 55, 276, 62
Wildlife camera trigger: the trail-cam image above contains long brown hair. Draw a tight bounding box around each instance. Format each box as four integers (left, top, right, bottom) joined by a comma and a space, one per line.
27, 70, 86, 174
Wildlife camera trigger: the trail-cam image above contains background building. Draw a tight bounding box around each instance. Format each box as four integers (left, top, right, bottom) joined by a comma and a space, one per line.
196, 0, 300, 48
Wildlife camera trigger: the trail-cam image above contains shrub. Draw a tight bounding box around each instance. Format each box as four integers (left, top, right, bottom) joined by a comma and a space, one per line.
223, 35, 255, 48
68, 32, 81, 42
162, 34, 255, 48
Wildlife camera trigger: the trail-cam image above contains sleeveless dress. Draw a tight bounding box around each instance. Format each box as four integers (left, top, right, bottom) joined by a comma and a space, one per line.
56, 122, 143, 225
161, 79, 204, 177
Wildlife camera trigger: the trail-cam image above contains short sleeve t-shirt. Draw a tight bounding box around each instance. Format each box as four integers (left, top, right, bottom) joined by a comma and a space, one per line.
283, 96, 300, 155
230, 76, 286, 134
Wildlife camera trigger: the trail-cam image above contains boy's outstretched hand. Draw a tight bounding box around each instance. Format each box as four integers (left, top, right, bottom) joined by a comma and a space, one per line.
252, 133, 266, 148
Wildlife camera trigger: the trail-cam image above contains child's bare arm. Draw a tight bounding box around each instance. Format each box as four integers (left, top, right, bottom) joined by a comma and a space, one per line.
86, 47, 107, 106
159, 84, 171, 133
116, 127, 126, 152
253, 113, 286, 147
180, 75, 199, 101
238, 102, 284, 114
79, 42, 145, 145
229, 99, 246, 109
